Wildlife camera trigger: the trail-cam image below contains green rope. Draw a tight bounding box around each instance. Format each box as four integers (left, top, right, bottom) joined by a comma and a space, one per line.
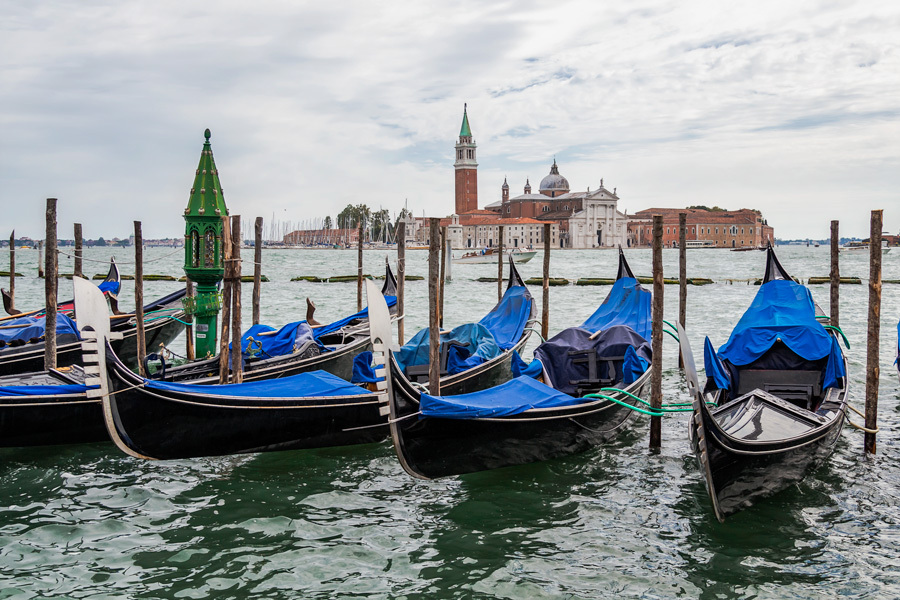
822, 325, 850, 349
144, 315, 192, 326
582, 392, 665, 417
663, 329, 679, 342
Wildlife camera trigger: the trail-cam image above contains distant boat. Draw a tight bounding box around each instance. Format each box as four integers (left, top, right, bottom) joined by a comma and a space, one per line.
839, 240, 890, 254
453, 247, 536, 264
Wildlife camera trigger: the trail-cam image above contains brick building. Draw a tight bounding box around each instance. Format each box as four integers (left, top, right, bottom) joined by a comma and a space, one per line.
627, 208, 774, 249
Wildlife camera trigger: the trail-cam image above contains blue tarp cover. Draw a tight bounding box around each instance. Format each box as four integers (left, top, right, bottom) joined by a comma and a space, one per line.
478, 286, 532, 350
420, 375, 591, 419
234, 321, 317, 360
396, 323, 500, 376
717, 279, 845, 388
0, 384, 96, 397
0, 314, 80, 344
581, 277, 652, 341
98, 280, 121, 296
144, 370, 370, 398
511, 350, 544, 379
312, 296, 397, 339
351, 351, 383, 384
704, 336, 732, 391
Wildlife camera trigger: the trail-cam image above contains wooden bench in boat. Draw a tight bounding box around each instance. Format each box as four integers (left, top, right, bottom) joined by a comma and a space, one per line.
736, 369, 822, 411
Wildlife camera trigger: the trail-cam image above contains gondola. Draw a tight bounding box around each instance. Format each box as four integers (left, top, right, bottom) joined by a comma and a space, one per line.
1, 258, 121, 317
386, 249, 653, 479
74, 277, 395, 460
0, 267, 186, 377
137, 263, 399, 385
680, 246, 849, 522
0, 365, 107, 447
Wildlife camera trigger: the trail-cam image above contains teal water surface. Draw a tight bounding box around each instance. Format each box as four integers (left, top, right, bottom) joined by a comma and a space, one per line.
1, 246, 899, 599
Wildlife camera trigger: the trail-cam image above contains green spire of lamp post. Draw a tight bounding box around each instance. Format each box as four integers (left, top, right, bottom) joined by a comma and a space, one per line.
182, 128, 229, 358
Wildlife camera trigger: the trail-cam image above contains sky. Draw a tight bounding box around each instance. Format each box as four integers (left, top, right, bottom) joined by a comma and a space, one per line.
1, 0, 898, 240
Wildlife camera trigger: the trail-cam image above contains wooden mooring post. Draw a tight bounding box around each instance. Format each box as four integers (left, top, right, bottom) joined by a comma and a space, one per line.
678, 212, 687, 370
497, 225, 505, 301
218, 216, 233, 384
134, 221, 146, 377
649, 214, 664, 450
439, 226, 447, 328
542, 223, 551, 339
74, 223, 83, 279
428, 218, 441, 396
864, 209, 882, 454
44, 199, 58, 371
230, 215, 243, 384
830, 220, 840, 328
397, 221, 406, 345
357, 224, 364, 313
7, 230, 14, 313
37, 241, 44, 278
253, 217, 263, 326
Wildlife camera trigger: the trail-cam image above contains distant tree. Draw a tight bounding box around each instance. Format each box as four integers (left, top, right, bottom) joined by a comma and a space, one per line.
324, 216, 332, 230
96, 237, 107, 247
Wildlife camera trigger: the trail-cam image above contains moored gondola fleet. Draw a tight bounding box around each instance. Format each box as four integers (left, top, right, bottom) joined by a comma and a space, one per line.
0, 243, 891, 522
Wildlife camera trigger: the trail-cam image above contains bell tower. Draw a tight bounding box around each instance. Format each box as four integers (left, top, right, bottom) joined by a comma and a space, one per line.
454, 104, 478, 214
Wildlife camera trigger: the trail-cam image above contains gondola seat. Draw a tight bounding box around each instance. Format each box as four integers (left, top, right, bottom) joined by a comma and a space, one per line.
567, 349, 626, 396
735, 369, 823, 411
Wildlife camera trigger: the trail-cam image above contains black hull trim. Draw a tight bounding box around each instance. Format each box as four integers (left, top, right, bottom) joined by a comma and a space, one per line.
0, 394, 106, 447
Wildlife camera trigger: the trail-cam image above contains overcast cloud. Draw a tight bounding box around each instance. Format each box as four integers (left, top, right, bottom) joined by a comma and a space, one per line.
1, 0, 898, 239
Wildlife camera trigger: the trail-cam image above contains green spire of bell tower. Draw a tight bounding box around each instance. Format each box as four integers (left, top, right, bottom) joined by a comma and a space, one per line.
182, 129, 229, 358
459, 103, 472, 138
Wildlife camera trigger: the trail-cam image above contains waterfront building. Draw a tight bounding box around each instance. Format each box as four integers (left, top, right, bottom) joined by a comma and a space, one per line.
627, 208, 774, 249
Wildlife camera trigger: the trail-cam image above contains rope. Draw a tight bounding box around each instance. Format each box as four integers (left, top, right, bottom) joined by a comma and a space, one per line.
822, 325, 850, 349
55, 246, 183, 265
846, 404, 880, 434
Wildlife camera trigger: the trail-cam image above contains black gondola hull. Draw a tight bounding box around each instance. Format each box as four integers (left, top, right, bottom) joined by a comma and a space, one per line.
104, 344, 388, 460
689, 393, 846, 519
390, 356, 651, 479
0, 395, 106, 447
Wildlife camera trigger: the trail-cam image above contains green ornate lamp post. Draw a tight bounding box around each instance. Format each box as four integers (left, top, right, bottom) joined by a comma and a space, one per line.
183, 129, 228, 358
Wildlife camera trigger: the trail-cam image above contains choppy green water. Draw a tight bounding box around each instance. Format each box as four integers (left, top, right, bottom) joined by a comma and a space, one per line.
2, 245, 899, 599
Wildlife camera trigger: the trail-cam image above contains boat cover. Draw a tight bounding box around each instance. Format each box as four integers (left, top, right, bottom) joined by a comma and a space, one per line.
0, 314, 80, 345
511, 350, 544, 379
98, 280, 121, 296
144, 370, 370, 398
581, 277, 652, 341
312, 296, 397, 339
420, 375, 590, 419
0, 384, 95, 397
395, 323, 500, 376
350, 351, 382, 384
478, 286, 533, 350
234, 321, 318, 359
534, 325, 652, 395
704, 336, 732, 391
716, 279, 845, 389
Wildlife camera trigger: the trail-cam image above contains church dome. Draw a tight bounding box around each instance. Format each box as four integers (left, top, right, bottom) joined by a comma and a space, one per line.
539, 159, 569, 192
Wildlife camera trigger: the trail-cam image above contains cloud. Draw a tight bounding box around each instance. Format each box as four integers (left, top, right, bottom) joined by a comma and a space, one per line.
0, 0, 898, 239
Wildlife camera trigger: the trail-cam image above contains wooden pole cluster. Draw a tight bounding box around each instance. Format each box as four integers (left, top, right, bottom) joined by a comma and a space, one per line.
357, 224, 364, 313
830, 220, 840, 328
864, 209, 882, 454
253, 217, 263, 326
649, 214, 664, 450
74, 223, 83, 279
497, 225, 505, 301
678, 212, 687, 369
230, 216, 243, 384
397, 221, 406, 345
44, 199, 58, 371
542, 223, 551, 339
428, 218, 441, 396
7, 230, 14, 313
439, 226, 447, 328
134, 221, 147, 377
185, 279, 195, 361
219, 217, 233, 384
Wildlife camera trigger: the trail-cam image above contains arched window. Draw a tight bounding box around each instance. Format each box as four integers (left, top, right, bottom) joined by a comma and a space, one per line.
191, 230, 200, 268
204, 229, 217, 267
